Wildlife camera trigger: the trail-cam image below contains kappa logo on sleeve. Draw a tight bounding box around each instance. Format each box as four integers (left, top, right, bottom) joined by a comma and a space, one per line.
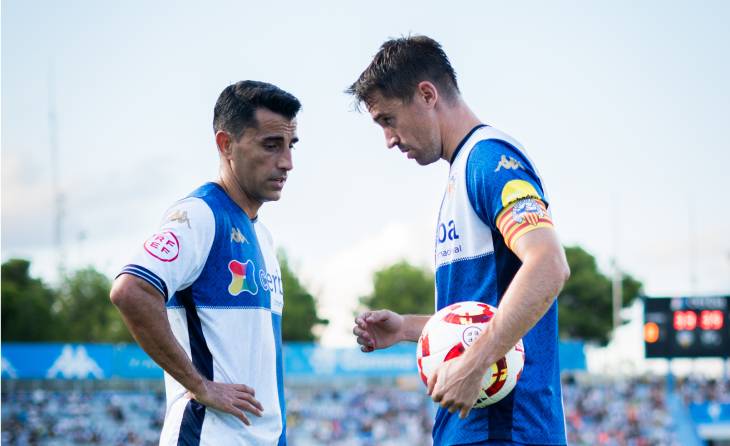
165, 210, 191, 228
494, 154, 524, 172
144, 231, 180, 262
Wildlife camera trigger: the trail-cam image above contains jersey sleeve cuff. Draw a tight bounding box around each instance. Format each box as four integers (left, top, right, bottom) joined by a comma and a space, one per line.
117, 264, 169, 301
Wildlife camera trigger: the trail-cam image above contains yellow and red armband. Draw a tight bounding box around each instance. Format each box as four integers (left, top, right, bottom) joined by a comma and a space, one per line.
496, 198, 553, 251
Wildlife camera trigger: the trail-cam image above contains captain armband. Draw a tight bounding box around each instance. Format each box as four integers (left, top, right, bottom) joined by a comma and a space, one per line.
496, 198, 553, 251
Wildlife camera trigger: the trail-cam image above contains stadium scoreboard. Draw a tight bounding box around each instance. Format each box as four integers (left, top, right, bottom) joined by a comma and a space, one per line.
644, 296, 730, 358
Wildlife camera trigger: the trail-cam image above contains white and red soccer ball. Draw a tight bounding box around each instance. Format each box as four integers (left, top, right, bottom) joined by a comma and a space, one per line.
417, 301, 525, 408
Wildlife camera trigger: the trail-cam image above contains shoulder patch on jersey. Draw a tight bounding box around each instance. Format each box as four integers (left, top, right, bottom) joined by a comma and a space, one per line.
496, 198, 553, 251
144, 231, 180, 262
227, 259, 258, 296
512, 198, 545, 225
500, 179, 540, 207
494, 154, 525, 172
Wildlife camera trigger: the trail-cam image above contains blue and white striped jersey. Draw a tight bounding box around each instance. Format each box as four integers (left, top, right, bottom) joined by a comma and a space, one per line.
433, 125, 566, 445
119, 182, 286, 446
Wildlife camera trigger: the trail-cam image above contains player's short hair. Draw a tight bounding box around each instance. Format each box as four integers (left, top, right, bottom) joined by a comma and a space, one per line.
213, 80, 301, 140
346, 35, 460, 110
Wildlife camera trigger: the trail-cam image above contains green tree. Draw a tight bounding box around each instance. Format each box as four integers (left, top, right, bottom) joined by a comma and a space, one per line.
558, 246, 643, 344
1, 259, 59, 341
55, 266, 133, 342
359, 260, 435, 315
279, 253, 328, 341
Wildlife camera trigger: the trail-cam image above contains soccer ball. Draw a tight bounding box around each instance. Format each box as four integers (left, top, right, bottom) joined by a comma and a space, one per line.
417, 301, 525, 408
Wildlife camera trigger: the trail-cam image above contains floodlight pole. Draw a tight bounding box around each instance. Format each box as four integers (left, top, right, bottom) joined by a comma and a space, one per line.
611, 192, 621, 332
49, 62, 65, 279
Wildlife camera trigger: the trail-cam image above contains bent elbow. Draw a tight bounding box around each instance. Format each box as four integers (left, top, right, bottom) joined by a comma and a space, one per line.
547, 252, 570, 296
561, 261, 571, 285
109, 283, 127, 308
110, 278, 137, 310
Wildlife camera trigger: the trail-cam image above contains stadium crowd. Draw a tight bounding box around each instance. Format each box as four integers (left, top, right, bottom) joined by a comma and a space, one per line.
1, 389, 164, 445
676, 375, 730, 405
285, 383, 432, 445
3, 375, 727, 445
562, 374, 681, 446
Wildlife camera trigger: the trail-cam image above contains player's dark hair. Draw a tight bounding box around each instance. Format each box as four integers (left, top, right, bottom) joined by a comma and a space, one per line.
213, 80, 301, 139
346, 35, 460, 109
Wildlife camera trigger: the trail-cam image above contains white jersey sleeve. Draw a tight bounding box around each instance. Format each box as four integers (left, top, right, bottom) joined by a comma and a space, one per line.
118, 197, 215, 300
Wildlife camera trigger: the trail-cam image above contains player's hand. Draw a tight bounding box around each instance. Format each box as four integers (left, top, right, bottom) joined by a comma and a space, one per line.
186, 379, 264, 425
427, 355, 484, 419
353, 310, 404, 352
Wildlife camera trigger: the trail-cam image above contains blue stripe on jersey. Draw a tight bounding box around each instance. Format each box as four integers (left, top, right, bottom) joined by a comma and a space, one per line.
178, 401, 205, 446
177, 286, 213, 446
117, 264, 168, 300
272, 313, 287, 446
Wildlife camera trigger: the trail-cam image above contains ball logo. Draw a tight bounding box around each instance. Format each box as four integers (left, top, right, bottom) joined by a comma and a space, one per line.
462, 326, 482, 347
228, 259, 258, 296
144, 231, 180, 262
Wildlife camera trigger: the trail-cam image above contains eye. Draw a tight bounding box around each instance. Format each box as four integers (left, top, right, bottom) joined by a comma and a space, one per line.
383, 117, 394, 127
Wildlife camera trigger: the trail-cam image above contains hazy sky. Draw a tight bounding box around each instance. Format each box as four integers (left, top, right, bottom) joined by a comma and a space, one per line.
3, 0, 729, 346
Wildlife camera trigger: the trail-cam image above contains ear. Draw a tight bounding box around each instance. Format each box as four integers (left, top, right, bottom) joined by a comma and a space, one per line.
215, 131, 232, 158
416, 81, 439, 108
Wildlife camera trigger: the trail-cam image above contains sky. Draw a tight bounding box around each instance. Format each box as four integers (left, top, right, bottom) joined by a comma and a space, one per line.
3, 0, 730, 349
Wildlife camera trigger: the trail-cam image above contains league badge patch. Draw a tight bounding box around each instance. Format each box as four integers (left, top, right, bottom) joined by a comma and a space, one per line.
500, 179, 541, 206
144, 231, 180, 262
228, 259, 258, 296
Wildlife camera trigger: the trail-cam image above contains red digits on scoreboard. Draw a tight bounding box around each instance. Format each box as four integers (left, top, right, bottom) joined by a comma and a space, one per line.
699, 310, 724, 331
673, 310, 724, 331
673, 311, 697, 331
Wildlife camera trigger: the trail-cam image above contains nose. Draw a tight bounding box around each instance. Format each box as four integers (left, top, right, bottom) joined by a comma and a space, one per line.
384, 129, 399, 149
278, 147, 293, 171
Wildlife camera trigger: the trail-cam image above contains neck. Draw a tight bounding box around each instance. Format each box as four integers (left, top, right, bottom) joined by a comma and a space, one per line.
440, 99, 482, 162
216, 169, 260, 219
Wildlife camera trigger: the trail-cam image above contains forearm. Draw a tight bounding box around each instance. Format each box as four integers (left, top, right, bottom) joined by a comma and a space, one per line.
111, 279, 205, 393
400, 315, 431, 342
465, 252, 567, 372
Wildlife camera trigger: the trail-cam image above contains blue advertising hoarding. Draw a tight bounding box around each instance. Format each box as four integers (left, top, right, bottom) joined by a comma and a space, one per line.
2, 341, 585, 380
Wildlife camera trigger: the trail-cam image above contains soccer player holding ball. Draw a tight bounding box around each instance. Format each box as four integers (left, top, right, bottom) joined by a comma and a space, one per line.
350, 36, 570, 445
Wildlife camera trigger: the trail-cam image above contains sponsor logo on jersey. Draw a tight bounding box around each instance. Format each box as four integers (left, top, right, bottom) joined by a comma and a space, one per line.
231, 227, 248, 244
259, 269, 283, 295
512, 198, 544, 225
46, 345, 104, 379
166, 210, 190, 228
144, 231, 180, 262
494, 154, 524, 172
437, 220, 460, 243
227, 259, 258, 296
